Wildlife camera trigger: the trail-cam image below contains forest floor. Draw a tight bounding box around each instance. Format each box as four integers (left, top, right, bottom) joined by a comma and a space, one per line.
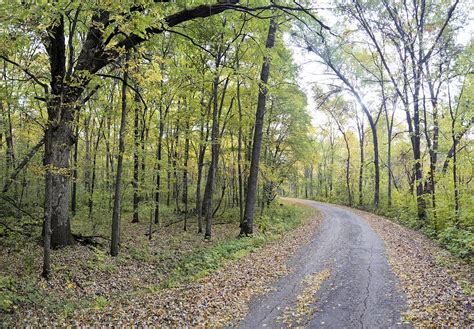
1, 199, 472, 327
0, 200, 323, 326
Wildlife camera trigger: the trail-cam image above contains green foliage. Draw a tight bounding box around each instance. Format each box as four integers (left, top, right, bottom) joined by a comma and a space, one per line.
162, 204, 309, 288
0, 276, 17, 313
93, 296, 108, 310
258, 204, 306, 234
438, 227, 474, 261
0, 274, 41, 321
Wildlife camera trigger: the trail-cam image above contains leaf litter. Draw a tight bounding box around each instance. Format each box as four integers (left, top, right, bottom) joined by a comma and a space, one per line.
350, 207, 473, 327
1, 204, 323, 326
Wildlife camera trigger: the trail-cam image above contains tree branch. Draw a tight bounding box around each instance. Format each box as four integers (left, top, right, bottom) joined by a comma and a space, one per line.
0, 55, 49, 93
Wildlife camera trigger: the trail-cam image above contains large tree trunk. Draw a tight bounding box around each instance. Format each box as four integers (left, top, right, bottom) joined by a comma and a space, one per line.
44, 101, 75, 248
241, 19, 277, 236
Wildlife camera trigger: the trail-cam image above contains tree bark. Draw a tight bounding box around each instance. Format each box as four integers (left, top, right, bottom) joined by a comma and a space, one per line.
42, 148, 52, 279
241, 19, 277, 236
203, 74, 221, 239
195, 95, 211, 232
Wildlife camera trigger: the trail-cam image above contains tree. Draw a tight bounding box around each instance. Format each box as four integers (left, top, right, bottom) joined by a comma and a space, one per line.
240, 18, 277, 236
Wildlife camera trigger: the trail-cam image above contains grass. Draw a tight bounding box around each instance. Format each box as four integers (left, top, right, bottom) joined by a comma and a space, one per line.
161, 203, 309, 287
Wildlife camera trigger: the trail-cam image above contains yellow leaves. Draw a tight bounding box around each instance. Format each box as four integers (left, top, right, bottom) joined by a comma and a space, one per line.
30, 164, 72, 177
279, 268, 332, 326
143, 61, 163, 85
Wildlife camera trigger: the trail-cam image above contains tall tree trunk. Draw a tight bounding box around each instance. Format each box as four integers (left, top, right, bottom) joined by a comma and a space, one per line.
166, 127, 172, 207
172, 116, 180, 213
44, 96, 76, 248
88, 118, 104, 221
84, 114, 91, 192
236, 80, 244, 226
342, 131, 352, 206
452, 130, 459, 227
195, 93, 211, 233
153, 92, 169, 225
132, 93, 140, 223
448, 83, 462, 227
357, 112, 365, 206
368, 116, 380, 209
381, 75, 394, 208
386, 110, 394, 208
411, 58, 427, 224
182, 119, 190, 231
424, 64, 440, 221
111, 54, 129, 257
203, 73, 221, 239
241, 19, 277, 236
42, 150, 53, 279
154, 113, 164, 225
71, 119, 79, 216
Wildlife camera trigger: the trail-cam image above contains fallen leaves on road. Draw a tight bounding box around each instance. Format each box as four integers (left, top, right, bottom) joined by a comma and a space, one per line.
352, 208, 473, 327
279, 268, 331, 326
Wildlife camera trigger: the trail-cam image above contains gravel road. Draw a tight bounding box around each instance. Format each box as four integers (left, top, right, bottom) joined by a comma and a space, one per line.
240, 200, 408, 328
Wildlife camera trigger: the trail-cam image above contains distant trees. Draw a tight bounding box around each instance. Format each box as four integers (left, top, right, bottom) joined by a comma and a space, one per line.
293, 0, 473, 238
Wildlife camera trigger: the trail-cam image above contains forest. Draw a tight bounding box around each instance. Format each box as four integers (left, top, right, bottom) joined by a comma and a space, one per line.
0, 0, 473, 327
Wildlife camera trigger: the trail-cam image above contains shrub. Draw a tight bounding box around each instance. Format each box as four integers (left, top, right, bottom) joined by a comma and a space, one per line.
438, 227, 474, 261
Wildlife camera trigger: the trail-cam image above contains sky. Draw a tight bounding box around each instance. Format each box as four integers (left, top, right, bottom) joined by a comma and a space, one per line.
285, 1, 474, 129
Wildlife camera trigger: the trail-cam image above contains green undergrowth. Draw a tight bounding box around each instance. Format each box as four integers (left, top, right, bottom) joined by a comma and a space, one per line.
161, 203, 312, 288
374, 206, 473, 263
0, 202, 315, 324
312, 196, 473, 263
